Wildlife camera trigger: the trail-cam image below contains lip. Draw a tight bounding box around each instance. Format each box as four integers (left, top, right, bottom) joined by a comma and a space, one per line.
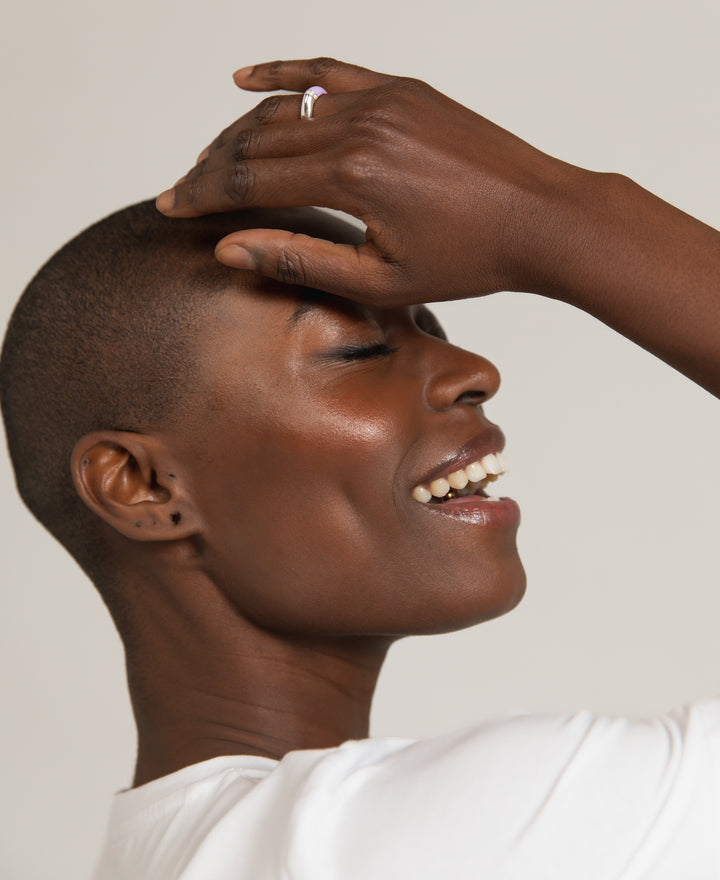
422, 495, 521, 527
412, 424, 506, 488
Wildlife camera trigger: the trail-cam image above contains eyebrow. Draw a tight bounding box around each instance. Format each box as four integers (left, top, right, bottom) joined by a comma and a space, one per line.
284, 292, 377, 335
285, 298, 322, 333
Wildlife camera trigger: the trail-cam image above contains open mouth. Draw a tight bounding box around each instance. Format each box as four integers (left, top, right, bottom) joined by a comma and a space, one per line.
412, 453, 507, 504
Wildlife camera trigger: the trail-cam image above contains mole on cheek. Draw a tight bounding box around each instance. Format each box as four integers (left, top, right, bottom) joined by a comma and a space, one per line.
171, 512, 182, 525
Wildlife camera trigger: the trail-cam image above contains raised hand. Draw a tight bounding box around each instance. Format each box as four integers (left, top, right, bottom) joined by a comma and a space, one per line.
156, 58, 581, 307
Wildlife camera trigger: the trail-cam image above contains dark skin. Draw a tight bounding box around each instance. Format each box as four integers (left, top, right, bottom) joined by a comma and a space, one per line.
74, 58, 719, 788
158, 57, 720, 399
72, 248, 524, 786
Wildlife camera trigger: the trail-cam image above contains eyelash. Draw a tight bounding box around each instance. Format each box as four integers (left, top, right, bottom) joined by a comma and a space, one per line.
330, 342, 400, 361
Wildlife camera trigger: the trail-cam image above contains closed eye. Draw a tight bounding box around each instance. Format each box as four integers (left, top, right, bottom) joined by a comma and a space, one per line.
323, 342, 400, 361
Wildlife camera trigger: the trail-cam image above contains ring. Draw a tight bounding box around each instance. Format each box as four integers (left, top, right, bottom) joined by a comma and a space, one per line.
300, 86, 327, 120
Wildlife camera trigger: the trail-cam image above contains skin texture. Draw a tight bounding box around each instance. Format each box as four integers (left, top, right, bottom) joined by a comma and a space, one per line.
183, 292, 523, 638
75, 58, 719, 787
70, 238, 525, 786
159, 57, 720, 399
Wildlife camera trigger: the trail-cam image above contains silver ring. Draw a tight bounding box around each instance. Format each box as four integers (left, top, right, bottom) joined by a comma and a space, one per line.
300, 86, 327, 120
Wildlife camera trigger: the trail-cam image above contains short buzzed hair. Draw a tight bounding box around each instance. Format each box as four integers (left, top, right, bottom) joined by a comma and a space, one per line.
1, 201, 342, 603
1, 202, 232, 586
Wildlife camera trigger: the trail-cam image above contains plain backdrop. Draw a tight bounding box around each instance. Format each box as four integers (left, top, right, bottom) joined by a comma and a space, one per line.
2, 1, 719, 877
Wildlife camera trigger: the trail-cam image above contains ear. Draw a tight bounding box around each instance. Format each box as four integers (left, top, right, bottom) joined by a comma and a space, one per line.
71, 431, 202, 541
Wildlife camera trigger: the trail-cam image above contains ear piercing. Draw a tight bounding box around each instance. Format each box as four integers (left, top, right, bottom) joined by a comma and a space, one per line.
132, 513, 182, 527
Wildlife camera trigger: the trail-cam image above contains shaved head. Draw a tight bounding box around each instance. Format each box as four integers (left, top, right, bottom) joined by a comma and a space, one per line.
0, 200, 358, 604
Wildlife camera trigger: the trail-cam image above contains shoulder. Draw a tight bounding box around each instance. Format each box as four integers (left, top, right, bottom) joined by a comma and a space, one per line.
93, 700, 720, 879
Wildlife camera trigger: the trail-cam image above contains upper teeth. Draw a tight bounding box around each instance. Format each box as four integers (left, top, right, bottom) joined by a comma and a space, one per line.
412, 453, 508, 503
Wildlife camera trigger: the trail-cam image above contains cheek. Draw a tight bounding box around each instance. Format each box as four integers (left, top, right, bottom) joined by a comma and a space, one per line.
194, 400, 409, 629
201, 450, 525, 638
191, 389, 524, 637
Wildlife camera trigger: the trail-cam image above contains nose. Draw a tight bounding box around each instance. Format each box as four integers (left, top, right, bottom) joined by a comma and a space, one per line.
421, 340, 501, 413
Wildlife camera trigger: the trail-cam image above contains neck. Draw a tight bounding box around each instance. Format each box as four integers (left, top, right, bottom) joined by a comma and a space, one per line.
121, 571, 393, 787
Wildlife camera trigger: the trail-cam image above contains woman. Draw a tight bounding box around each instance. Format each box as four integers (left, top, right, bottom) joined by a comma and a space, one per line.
157, 59, 720, 878
3, 59, 717, 878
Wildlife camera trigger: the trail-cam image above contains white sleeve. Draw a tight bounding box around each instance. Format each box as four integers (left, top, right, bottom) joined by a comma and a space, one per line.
293, 700, 720, 880
90, 700, 720, 880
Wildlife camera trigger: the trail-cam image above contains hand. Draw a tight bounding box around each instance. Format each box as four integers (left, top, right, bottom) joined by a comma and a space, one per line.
157, 58, 587, 307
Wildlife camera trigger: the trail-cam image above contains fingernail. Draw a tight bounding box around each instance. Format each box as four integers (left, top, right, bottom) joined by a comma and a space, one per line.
156, 189, 175, 213
196, 147, 210, 164
233, 65, 255, 80
217, 245, 256, 270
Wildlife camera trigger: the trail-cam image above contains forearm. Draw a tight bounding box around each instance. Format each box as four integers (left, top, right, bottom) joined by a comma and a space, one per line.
532, 169, 720, 397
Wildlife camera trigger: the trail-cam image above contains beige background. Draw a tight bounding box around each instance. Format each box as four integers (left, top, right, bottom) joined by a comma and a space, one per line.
2, 1, 719, 877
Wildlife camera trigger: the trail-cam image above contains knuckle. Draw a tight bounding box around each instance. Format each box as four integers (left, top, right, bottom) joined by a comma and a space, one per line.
254, 95, 282, 124
214, 121, 235, 150
222, 162, 256, 203
231, 129, 259, 163
337, 147, 381, 189
184, 176, 204, 206
394, 75, 425, 92
266, 60, 285, 78
380, 77, 430, 112
351, 104, 397, 138
276, 249, 306, 286
309, 56, 338, 77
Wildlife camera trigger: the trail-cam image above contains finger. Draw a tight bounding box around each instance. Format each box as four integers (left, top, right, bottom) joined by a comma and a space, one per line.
185, 92, 345, 182
233, 57, 394, 94
188, 117, 344, 187
158, 154, 348, 217
198, 94, 305, 159
214, 230, 400, 306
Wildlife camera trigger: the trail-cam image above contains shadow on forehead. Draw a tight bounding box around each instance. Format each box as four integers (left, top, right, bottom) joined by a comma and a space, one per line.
117, 203, 363, 305
148, 204, 361, 265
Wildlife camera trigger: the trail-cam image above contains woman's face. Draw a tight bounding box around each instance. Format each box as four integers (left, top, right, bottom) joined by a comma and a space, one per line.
177, 280, 525, 638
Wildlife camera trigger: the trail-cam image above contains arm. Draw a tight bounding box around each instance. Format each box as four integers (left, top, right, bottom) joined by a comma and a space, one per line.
157, 58, 720, 398
527, 170, 720, 399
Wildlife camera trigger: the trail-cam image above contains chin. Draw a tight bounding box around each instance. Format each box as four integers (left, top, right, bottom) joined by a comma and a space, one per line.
374, 549, 527, 639
430, 555, 527, 636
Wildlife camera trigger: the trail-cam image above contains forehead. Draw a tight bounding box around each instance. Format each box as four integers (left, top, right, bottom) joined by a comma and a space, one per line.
284, 289, 380, 332
200, 273, 379, 337
161, 206, 370, 331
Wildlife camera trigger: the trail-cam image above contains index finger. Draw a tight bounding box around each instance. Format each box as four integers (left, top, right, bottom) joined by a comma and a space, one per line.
233, 56, 395, 93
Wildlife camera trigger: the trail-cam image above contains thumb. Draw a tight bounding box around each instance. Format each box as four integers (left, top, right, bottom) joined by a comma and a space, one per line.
215, 230, 397, 306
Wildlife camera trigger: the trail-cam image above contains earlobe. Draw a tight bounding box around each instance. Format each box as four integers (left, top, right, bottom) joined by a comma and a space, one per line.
71, 431, 201, 541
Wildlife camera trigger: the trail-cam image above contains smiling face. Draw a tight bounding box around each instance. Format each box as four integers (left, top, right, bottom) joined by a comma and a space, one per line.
171, 280, 526, 639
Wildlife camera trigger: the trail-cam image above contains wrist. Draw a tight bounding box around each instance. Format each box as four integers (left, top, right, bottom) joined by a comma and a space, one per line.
512, 163, 624, 304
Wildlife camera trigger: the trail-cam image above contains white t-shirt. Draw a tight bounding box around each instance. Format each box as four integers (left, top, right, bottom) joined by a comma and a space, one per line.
92, 700, 720, 879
